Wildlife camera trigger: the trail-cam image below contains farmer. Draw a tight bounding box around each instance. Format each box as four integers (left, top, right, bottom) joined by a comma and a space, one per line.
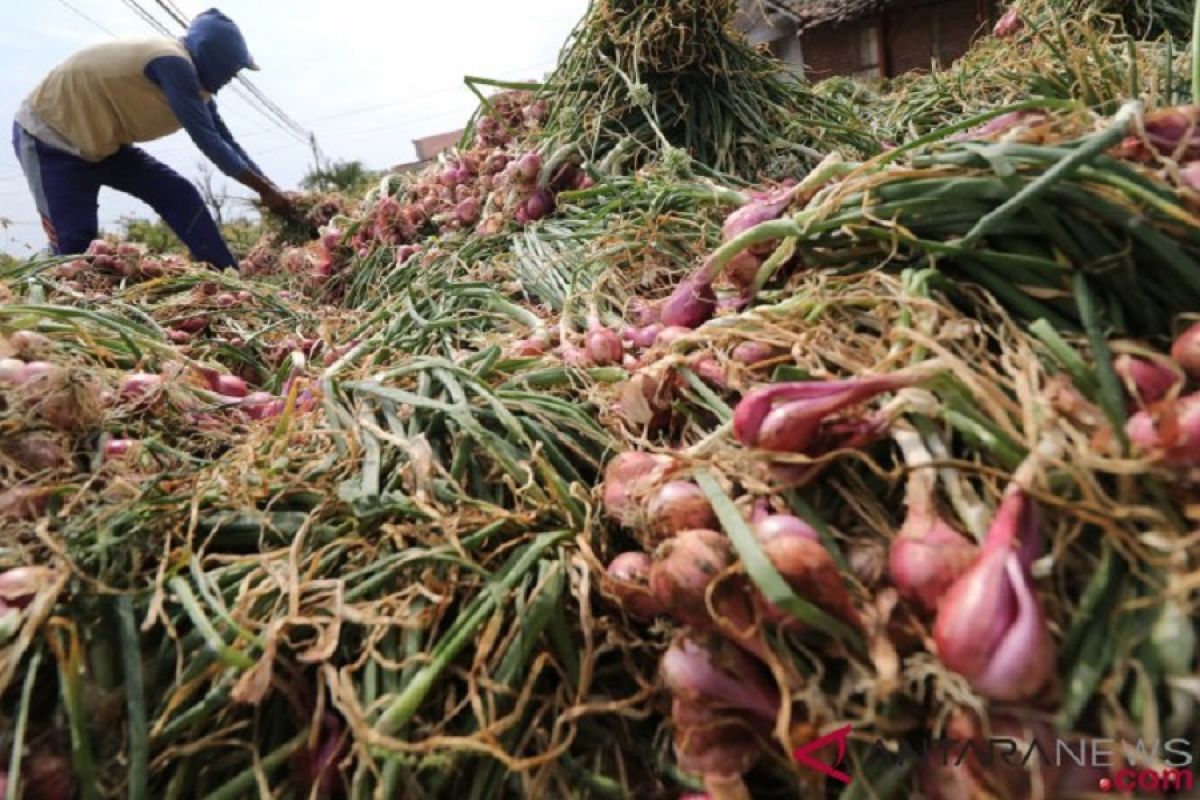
10, 8, 293, 269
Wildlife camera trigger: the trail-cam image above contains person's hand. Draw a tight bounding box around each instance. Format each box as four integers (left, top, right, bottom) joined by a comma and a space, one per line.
259, 186, 295, 218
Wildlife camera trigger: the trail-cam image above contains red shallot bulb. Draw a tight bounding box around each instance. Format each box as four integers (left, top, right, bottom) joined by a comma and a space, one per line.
650, 529, 733, 629
455, 196, 481, 225
103, 438, 139, 460
933, 487, 1055, 701
887, 442, 979, 613
585, 327, 624, 365
605, 552, 664, 620
649, 481, 718, 538
656, 326, 693, 347
756, 532, 861, 628
120, 372, 163, 400
671, 700, 761, 785
0, 357, 26, 384
210, 374, 249, 398
660, 275, 717, 329
1171, 321, 1200, 379
8, 330, 52, 359
522, 188, 555, 221
733, 375, 913, 451
992, 6, 1022, 37
1126, 392, 1200, 466
601, 451, 674, 526
514, 151, 542, 182
730, 341, 775, 365
623, 324, 663, 349
0, 487, 50, 520
721, 184, 801, 243
889, 514, 978, 615
752, 514, 818, 544
289, 712, 346, 800
0, 566, 49, 608
723, 250, 762, 291
1113, 354, 1180, 407
661, 634, 780, 719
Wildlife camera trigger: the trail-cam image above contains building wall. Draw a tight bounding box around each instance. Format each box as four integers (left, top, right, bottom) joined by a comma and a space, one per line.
412, 130, 464, 161
798, 0, 993, 82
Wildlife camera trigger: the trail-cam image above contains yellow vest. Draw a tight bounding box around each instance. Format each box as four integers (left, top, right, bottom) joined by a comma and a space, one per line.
23, 39, 210, 162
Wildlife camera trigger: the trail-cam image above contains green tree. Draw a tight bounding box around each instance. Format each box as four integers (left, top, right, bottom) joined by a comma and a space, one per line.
301, 159, 377, 194
118, 216, 180, 254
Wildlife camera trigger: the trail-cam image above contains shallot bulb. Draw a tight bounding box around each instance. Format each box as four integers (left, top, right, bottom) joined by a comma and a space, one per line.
1126, 392, 1200, 466
455, 196, 480, 225
671, 699, 762, 788
730, 341, 776, 365
289, 712, 346, 799
585, 327, 624, 365
755, 528, 861, 629
722, 184, 801, 244
889, 513, 978, 615
1172, 321, 1200, 379
511, 337, 550, 357
733, 375, 915, 453
649, 481, 718, 538
1113, 354, 1180, 407
688, 356, 729, 390
656, 326, 693, 347
623, 324, 663, 349
753, 514, 818, 544
0, 357, 25, 384
661, 634, 780, 719
0, 487, 50, 520
933, 487, 1055, 701
650, 530, 733, 629
5, 432, 70, 472
605, 552, 664, 620
887, 433, 979, 614
660, 274, 718, 329
0, 566, 49, 608
992, 6, 1022, 38
521, 188, 555, 221
103, 438, 139, 460
120, 372, 163, 400
514, 151, 542, 182
601, 451, 674, 526
941, 710, 1099, 799
8, 330, 52, 360
210, 374, 249, 398
723, 250, 762, 290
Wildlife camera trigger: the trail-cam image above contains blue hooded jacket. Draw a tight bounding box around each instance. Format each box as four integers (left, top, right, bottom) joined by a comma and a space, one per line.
141, 8, 262, 177
183, 9, 258, 93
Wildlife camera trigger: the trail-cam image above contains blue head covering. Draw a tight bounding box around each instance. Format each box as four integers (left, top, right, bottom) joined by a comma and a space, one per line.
183, 8, 258, 93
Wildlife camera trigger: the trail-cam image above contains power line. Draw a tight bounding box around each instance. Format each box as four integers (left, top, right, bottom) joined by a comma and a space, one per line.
150, 0, 187, 27
120, 0, 172, 35
54, 0, 118, 36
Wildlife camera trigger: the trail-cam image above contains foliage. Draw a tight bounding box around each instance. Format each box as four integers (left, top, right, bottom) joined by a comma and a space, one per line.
300, 159, 379, 194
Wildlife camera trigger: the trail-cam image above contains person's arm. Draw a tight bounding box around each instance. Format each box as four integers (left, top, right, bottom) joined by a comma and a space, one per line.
144, 56, 293, 215
208, 100, 263, 175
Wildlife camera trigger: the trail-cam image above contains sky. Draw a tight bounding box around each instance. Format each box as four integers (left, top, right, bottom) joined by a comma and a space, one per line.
0, 0, 590, 256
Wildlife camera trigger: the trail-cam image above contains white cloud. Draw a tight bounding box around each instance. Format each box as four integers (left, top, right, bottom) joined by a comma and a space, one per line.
0, 0, 589, 253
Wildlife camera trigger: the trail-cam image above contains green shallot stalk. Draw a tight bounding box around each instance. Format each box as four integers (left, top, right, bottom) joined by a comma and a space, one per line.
374, 531, 568, 736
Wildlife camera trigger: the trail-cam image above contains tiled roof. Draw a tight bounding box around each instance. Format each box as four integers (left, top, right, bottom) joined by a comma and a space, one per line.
761, 0, 905, 30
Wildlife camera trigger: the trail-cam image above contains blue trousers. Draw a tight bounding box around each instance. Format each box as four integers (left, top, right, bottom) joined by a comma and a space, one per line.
11, 121, 235, 268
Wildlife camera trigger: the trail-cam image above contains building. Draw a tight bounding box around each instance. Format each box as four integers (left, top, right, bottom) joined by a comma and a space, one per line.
391, 129, 466, 174
737, 0, 999, 81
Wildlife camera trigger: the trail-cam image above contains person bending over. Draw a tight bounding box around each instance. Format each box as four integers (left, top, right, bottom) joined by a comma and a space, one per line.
11, 8, 293, 269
